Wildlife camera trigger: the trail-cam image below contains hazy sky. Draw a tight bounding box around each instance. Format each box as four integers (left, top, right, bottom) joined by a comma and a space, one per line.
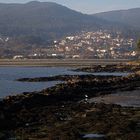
0, 0, 140, 14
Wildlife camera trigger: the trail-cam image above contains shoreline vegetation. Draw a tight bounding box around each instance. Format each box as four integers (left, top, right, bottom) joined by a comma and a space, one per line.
0, 64, 140, 139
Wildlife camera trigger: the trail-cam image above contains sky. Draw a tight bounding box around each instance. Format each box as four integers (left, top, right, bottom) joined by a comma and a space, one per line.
0, 0, 140, 14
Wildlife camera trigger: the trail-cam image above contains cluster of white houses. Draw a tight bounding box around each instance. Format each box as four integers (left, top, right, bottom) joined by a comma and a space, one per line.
13, 30, 138, 59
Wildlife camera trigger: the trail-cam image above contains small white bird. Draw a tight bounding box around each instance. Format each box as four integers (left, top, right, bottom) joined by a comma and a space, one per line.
85, 94, 88, 98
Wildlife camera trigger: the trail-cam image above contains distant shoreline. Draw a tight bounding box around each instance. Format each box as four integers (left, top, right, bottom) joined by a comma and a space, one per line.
0, 59, 130, 67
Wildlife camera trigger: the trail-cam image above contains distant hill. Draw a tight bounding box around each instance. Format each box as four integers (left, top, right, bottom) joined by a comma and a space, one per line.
94, 8, 140, 29
0, 1, 109, 40
0, 1, 138, 43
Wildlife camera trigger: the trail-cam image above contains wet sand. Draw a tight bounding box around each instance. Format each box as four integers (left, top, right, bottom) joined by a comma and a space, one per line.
88, 90, 140, 107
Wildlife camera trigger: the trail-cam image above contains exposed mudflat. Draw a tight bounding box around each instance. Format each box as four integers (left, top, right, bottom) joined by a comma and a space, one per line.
88, 90, 140, 107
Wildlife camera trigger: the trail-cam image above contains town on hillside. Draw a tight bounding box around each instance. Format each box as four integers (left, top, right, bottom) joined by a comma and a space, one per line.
0, 30, 138, 59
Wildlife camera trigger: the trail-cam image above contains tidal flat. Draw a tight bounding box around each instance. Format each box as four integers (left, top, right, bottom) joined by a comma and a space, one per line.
0, 64, 140, 140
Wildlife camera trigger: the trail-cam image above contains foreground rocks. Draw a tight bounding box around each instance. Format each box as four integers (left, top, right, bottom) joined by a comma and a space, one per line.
0, 102, 139, 140
0, 64, 140, 139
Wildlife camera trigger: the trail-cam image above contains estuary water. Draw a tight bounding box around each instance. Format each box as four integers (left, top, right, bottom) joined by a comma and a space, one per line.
0, 67, 89, 98
0, 67, 129, 98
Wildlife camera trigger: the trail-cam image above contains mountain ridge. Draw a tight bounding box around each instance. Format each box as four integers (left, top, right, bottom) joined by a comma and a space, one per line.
94, 8, 140, 29
0, 1, 139, 42
0, 1, 107, 39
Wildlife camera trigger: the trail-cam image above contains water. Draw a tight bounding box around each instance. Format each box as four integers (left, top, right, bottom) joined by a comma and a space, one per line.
83, 133, 105, 139
0, 67, 130, 98
88, 90, 140, 107
0, 67, 91, 98
87, 72, 129, 76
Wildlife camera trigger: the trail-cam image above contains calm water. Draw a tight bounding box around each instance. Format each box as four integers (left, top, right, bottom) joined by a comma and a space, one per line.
0, 67, 129, 98
0, 67, 89, 98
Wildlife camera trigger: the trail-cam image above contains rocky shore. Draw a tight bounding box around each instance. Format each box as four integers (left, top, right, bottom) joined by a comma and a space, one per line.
0, 64, 140, 140
74, 64, 140, 73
